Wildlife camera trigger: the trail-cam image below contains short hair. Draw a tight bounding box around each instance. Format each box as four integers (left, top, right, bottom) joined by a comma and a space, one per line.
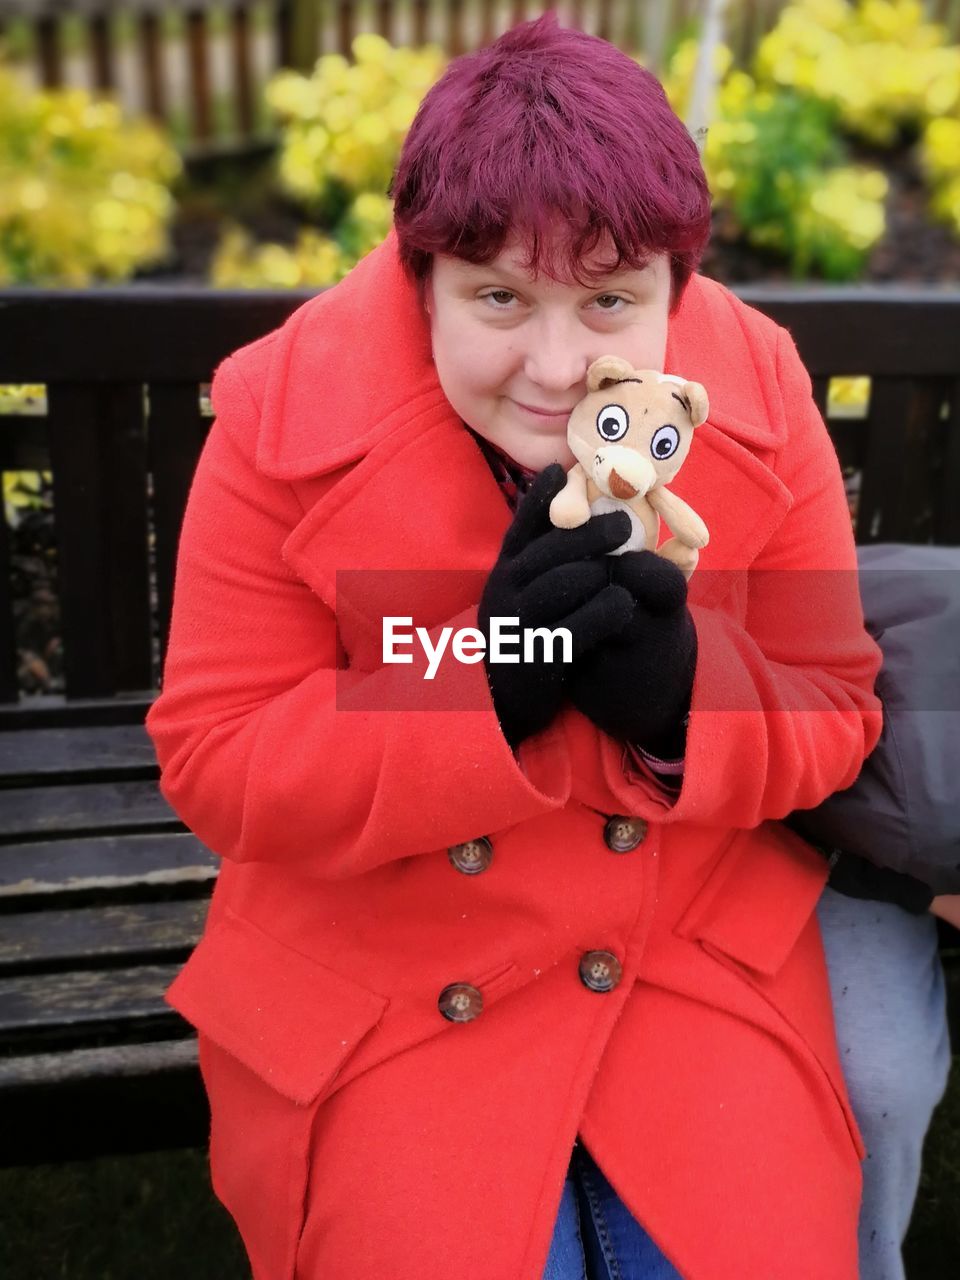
389, 12, 712, 315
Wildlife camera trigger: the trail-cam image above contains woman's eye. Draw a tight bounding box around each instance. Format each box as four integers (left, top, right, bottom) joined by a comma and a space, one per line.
483, 291, 516, 307
595, 295, 626, 312
650, 424, 680, 460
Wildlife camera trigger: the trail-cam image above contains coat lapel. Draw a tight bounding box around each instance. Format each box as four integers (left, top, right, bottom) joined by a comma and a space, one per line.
661, 276, 794, 610
280, 401, 513, 663
672, 419, 793, 611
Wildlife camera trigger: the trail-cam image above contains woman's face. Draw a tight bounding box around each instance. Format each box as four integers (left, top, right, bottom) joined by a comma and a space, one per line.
423, 230, 674, 472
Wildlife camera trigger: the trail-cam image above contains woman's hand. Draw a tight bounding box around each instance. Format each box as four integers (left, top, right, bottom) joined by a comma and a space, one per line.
478, 464, 634, 750
568, 549, 697, 758
931, 895, 960, 930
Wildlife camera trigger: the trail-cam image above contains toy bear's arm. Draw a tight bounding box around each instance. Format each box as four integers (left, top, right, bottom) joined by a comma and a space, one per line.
549, 462, 592, 529
646, 486, 709, 548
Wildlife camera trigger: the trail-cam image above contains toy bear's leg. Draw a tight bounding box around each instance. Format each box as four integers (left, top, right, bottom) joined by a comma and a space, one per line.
656, 537, 699, 580
549, 482, 592, 529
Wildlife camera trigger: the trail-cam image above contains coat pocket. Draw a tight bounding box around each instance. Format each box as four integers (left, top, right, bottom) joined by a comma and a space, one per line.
165, 905, 389, 1103
165, 907, 390, 1280
673, 820, 828, 977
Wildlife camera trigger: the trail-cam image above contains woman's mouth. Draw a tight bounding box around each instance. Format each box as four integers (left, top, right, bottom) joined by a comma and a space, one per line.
513, 400, 574, 422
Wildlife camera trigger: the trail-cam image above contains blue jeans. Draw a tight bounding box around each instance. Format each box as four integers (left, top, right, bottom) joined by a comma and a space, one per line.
543, 1138, 684, 1280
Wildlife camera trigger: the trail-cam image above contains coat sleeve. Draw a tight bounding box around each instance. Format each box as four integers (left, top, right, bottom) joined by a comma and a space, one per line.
145, 357, 570, 880
570, 326, 884, 829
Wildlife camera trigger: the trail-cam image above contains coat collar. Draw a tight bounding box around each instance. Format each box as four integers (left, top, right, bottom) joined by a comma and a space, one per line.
256, 227, 446, 481
254, 227, 785, 483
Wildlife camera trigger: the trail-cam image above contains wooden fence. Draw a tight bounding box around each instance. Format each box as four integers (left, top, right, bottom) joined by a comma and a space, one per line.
0, 284, 957, 712
2, 1, 959, 153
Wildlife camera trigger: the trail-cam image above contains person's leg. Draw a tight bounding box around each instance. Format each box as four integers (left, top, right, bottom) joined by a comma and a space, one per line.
817, 886, 951, 1280
542, 1147, 589, 1280
573, 1138, 684, 1280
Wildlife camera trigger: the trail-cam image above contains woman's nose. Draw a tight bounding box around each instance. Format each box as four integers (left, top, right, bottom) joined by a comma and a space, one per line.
521, 322, 592, 392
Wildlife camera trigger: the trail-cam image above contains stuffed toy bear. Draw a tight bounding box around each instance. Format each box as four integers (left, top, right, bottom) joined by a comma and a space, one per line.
548, 355, 710, 579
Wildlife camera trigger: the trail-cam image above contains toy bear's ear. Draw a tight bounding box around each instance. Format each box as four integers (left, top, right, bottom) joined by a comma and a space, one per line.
681, 381, 709, 428
587, 355, 636, 392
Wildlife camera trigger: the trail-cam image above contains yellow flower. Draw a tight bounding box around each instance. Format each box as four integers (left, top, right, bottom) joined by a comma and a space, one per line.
210, 225, 350, 288
353, 32, 391, 65
921, 117, 960, 181
0, 68, 179, 283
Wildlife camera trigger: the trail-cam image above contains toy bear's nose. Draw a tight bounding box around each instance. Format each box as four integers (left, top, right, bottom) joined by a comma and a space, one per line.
593, 447, 656, 500
608, 469, 638, 500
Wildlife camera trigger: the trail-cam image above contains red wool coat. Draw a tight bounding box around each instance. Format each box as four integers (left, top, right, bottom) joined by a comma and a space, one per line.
146, 227, 883, 1280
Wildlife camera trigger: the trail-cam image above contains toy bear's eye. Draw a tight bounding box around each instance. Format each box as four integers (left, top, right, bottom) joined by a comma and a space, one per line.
650, 424, 680, 460
596, 404, 628, 442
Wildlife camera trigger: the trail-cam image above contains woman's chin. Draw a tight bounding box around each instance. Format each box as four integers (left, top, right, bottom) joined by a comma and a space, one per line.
500, 429, 573, 472
518, 441, 575, 473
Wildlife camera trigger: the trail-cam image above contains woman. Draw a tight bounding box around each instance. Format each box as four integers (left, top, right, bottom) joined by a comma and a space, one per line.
145, 15, 882, 1279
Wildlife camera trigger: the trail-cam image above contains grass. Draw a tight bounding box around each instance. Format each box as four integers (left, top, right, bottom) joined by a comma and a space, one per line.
0, 1058, 957, 1278
0, 1147, 250, 1279
903, 1057, 960, 1274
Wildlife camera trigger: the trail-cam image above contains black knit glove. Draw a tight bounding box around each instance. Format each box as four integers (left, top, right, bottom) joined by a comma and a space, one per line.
478, 464, 634, 750
568, 550, 697, 758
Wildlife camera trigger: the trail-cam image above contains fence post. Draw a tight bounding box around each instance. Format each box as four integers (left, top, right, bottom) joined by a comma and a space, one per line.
35, 16, 63, 87
280, 0, 320, 71
686, 0, 728, 141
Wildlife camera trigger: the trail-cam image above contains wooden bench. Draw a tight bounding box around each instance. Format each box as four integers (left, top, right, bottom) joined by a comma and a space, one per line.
0, 284, 957, 1165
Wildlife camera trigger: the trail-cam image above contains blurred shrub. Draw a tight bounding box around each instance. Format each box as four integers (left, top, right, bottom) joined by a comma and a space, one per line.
267, 34, 445, 209
3, 469, 51, 530
215, 2, 960, 287
828, 375, 871, 416
754, 0, 959, 146
755, 0, 960, 243
210, 191, 393, 287
706, 74, 887, 279
664, 47, 888, 279
212, 225, 347, 287
0, 67, 182, 284
919, 115, 960, 236
209, 35, 442, 286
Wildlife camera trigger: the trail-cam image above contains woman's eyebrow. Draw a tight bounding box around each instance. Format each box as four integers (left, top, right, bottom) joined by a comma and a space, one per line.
462, 263, 653, 286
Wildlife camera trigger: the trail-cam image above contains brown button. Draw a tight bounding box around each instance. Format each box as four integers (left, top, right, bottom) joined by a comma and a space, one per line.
578, 951, 623, 993
438, 982, 484, 1022
603, 815, 647, 853
448, 836, 493, 875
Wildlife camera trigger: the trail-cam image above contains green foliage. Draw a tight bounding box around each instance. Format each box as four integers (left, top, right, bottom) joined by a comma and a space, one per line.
709, 87, 888, 280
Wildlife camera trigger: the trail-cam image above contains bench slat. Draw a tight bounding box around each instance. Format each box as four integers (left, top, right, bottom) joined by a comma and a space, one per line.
0, 962, 183, 1040
0, 831, 217, 898
0, 778, 179, 840
0, 723, 157, 783
0, 1035, 198, 1088
0, 696, 153, 732
0, 1035, 208, 1165
0, 898, 208, 972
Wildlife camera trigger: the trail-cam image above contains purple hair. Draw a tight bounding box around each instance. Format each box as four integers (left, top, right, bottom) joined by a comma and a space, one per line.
389, 12, 712, 315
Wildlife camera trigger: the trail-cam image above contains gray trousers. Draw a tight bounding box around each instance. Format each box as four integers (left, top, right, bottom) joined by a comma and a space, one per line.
817, 887, 952, 1280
